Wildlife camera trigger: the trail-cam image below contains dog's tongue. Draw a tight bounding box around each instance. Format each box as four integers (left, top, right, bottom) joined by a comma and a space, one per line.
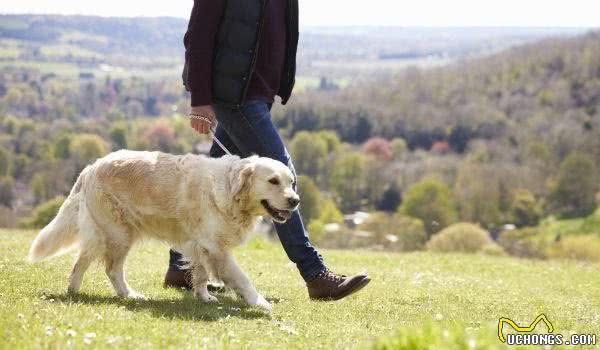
274, 208, 291, 219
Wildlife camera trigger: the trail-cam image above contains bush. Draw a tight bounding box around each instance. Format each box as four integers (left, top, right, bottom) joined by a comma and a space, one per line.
497, 227, 549, 259
19, 196, 65, 229
359, 212, 427, 251
318, 199, 344, 224
510, 189, 542, 227
426, 223, 492, 253
399, 177, 456, 235
480, 243, 506, 256
306, 199, 343, 244
547, 235, 600, 262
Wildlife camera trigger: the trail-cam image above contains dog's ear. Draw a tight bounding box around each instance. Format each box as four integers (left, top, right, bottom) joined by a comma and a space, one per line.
230, 156, 257, 201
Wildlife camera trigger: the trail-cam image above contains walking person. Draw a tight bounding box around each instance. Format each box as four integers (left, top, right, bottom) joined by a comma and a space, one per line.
164, 0, 371, 300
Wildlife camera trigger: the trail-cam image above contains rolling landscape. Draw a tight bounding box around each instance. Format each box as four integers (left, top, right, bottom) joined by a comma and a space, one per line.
0, 14, 599, 349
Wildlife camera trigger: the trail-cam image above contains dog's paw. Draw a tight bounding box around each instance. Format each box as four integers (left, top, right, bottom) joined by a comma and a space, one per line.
195, 290, 218, 303
203, 294, 219, 303
125, 291, 146, 300
253, 295, 272, 313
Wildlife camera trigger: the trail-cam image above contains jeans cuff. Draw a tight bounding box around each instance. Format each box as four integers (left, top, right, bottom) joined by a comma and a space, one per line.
169, 249, 187, 270
301, 262, 327, 283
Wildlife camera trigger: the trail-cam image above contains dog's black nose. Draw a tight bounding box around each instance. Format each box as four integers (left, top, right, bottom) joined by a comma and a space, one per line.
287, 197, 300, 207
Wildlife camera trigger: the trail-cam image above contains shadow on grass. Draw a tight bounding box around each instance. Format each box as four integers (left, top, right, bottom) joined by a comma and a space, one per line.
47, 290, 272, 322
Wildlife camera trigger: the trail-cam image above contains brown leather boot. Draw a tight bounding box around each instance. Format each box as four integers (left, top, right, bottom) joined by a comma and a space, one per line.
163, 266, 224, 292
307, 269, 371, 301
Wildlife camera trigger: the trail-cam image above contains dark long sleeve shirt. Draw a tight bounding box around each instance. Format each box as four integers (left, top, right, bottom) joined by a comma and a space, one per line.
184, 0, 287, 106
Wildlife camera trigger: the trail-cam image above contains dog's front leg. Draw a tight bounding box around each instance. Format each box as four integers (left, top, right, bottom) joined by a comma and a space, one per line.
212, 251, 271, 312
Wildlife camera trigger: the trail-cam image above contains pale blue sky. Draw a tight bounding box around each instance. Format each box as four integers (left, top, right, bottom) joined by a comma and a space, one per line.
2, 0, 599, 27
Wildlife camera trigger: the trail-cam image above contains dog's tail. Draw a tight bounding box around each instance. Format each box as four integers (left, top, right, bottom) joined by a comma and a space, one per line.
28, 168, 88, 262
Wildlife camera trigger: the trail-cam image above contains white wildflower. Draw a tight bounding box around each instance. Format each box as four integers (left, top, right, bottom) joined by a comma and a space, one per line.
83, 333, 96, 345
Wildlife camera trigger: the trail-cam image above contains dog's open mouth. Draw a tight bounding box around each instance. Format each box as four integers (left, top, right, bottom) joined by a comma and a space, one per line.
261, 200, 292, 223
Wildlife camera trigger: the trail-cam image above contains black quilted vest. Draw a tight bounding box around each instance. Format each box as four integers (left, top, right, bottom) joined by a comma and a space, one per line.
182, 0, 298, 109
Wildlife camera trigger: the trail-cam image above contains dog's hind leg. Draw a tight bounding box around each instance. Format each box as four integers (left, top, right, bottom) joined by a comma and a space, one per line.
67, 248, 97, 294
103, 242, 144, 299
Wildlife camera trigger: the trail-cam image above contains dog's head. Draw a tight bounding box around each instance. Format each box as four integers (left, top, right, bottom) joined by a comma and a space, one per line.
230, 156, 299, 223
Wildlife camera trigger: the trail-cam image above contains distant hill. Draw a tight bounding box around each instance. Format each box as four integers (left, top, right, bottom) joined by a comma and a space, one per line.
0, 14, 588, 80
276, 31, 600, 152
0, 15, 185, 55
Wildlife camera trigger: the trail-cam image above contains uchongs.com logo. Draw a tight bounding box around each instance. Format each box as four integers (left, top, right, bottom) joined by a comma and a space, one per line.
498, 314, 596, 346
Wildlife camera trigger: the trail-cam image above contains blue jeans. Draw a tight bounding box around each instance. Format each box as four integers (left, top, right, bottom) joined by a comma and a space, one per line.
170, 100, 326, 282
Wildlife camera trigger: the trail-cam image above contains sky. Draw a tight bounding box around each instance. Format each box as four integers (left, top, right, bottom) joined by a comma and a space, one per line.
2, 0, 600, 27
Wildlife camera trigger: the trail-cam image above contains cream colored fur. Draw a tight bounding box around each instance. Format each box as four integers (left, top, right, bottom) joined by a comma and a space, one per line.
28, 150, 299, 312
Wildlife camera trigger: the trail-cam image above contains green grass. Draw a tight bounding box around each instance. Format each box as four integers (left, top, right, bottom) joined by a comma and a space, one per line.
539, 211, 600, 237
1, 230, 599, 349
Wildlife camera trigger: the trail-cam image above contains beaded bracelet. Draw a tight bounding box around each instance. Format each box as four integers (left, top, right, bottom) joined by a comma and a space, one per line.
188, 114, 213, 124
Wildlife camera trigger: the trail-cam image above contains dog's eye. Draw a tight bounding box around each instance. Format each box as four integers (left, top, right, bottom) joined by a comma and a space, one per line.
268, 178, 280, 185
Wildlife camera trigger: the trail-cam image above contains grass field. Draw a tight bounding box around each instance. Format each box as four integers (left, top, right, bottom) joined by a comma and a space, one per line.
1, 230, 598, 349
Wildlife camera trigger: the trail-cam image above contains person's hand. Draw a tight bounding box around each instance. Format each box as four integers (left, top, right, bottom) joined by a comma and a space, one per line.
189, 105, 216, 134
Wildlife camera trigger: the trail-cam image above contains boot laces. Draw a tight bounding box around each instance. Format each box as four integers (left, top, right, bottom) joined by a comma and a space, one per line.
320, 269, 346, 284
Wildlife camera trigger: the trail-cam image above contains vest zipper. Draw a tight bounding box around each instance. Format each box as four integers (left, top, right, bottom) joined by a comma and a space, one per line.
238, 0, 268, 109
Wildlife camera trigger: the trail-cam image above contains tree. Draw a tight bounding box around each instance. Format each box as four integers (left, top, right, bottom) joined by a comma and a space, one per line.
53, 134, 71, 159
289, 131, 328, 182
71, 134, 109, 166
549, 153, 597, 218
363, 137, 393, 160
390, 138, 407, 160
376, 186, 402, 212
331, 152, 367, 213
297, 175, 321, 223
31, 173, 49, 204
0, 147, 9, 177
448, 125, 472, 153
110, 126, 128, 150
0, 177, 14, 208
144, 122, 176, 153
453, 163, 502, 227
399, 177, 457, 235
316, 130, 341, 153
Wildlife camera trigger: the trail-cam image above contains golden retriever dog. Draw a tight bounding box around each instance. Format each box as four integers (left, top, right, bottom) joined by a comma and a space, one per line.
28, 150, 300, 312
